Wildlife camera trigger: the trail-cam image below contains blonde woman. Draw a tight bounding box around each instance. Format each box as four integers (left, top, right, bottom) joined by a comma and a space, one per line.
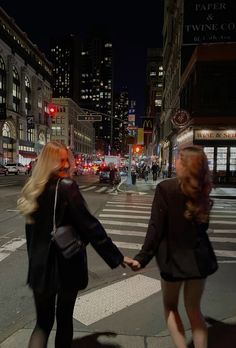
131, 146, 218, 348
18, 141, 131, 348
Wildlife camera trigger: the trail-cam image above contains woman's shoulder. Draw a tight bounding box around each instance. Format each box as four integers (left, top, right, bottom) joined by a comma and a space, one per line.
158, 177, 179, 192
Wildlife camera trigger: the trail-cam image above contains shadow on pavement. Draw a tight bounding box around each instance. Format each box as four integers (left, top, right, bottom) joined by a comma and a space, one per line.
187, 317, 236, 348
72, 332, 121, 348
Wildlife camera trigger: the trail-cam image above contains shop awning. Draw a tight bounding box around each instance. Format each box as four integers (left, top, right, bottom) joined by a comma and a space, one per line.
19, 151, 37, 158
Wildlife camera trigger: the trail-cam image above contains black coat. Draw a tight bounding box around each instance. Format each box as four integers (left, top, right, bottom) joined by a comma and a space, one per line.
134, 178, 218, 280
26, 177, 124, 293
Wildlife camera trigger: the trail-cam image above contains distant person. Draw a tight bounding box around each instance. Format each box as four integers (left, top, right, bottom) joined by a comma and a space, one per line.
151, 162, 159, 181
142, 164, 149, 182
161, 161, 168, 178
17, 141, 132, 348
130, 146, 218, 348
109, 163, 119, 192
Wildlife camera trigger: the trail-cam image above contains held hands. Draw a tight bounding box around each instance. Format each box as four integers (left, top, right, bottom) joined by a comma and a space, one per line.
122, 256, 142, 271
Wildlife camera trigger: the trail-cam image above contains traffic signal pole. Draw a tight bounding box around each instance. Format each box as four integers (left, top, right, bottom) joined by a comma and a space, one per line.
126, 144, 132, 185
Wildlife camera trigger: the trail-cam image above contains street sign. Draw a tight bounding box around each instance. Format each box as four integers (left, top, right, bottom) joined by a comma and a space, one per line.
127, 126, 138, 130
78, 115, 102, 121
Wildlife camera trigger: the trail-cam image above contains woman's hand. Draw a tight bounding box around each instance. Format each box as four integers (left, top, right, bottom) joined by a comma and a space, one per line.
122, 256, 142, 271
129, 259, 141, 271
121, 256, 134, 268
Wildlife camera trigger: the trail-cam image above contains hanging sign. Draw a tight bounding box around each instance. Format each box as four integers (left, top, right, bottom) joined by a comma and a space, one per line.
171, 110, 190, 128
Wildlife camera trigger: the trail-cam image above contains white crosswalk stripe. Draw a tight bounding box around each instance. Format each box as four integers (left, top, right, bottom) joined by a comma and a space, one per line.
1, 192, 236, 327
99, 195, 236, 266
0, 238, 26, 262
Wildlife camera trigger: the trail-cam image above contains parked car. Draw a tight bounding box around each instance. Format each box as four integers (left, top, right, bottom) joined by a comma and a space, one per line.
0, 164, 8, 175
5, 163, 28, 175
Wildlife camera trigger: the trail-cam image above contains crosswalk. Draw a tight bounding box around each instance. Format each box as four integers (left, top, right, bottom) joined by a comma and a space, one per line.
74, 195, 236, 326
1, 196, 236, 264
0, 177, 121, 194
208, 198, 236, 262
79, 184, 116, 194
99, 195, 236, 264
0, 194, 236, 327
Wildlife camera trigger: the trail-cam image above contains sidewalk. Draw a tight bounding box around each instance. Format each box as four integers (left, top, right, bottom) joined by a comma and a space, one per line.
1, 315, 236, 347
119, 177, 236, 199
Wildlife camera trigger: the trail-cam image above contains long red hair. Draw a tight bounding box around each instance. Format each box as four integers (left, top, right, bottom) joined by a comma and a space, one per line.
177, 146, 213, 223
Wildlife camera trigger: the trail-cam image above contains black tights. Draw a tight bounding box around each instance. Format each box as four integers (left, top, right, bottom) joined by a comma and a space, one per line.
28, 289, 78, 348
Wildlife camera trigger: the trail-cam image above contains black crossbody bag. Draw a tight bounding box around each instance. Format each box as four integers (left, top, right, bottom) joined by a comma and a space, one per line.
51, 178, 84, 259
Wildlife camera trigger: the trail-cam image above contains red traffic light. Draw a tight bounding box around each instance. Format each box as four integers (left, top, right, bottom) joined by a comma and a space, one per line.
48, 103, 57, 117
132, 145, 143, 154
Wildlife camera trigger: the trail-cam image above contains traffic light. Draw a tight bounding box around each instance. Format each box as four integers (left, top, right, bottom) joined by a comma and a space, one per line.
133, 145, 143, 154
48, 103, 57, 117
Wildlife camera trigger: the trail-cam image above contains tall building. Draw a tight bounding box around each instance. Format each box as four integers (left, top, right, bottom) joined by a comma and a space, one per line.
51, 98, 95, 156
145, 48, 163, 156
161, 0, 236, 184
50, 35, 82, 104
0, 6, 53, 165
113, 87, 129, 155
80, 37, 113, 154
50, 35, 113, 155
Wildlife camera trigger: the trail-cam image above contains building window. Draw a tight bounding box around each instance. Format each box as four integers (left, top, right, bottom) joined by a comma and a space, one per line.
0, 56, 6, 107
2, 122, 11, 137
25, 75, 31, 115
19, 123, 24, 139
13, 66, 20, 112
27, 128, 35, 142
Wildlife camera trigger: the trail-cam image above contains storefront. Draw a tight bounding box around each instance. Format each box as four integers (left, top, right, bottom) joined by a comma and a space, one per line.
18, 140, 37, 165
194, 129, 236, 185
2, 136, 14, 163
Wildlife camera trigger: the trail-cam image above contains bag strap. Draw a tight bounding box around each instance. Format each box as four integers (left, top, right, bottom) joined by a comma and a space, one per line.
53, 178, 61, 234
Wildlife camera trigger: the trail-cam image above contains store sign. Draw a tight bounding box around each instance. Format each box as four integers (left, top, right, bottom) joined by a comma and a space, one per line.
183, 0, 236, 45
137, 128, 144, 145
171, 110, 190, 128
195, 130, 236, 140
78, 115, 102, 121
128, 114, 135, 122
142, 118, 153, 133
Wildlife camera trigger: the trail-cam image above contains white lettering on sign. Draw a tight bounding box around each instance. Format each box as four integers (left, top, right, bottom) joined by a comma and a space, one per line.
195, 130, 236, 140
195, 3, 227, 12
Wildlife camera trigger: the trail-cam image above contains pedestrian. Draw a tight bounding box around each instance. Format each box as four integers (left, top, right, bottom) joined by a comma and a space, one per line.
151, 162, 159, 181
161, 161, 168, 178
109, 163, 120, 192
17, 141, 132, 348
142, 164, 149, 182
130, 146, 218, 348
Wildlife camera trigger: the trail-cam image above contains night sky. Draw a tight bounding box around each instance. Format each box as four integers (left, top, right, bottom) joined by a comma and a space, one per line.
1, 1, 163, 116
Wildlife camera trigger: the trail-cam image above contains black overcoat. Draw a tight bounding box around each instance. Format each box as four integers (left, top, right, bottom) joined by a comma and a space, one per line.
25, 177, 124, 293
134, 178, 218, 280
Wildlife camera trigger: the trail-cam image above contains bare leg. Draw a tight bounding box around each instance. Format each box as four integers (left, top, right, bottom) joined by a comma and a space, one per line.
184, 279, 207, 348
161, 279, 187, 348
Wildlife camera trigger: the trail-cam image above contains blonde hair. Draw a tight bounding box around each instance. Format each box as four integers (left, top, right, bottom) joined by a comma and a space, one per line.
177, 146, 213, 223
17, 141, 74, 221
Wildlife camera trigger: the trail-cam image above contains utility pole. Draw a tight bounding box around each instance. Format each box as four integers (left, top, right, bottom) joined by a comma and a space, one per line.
126, 144, 132, 185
